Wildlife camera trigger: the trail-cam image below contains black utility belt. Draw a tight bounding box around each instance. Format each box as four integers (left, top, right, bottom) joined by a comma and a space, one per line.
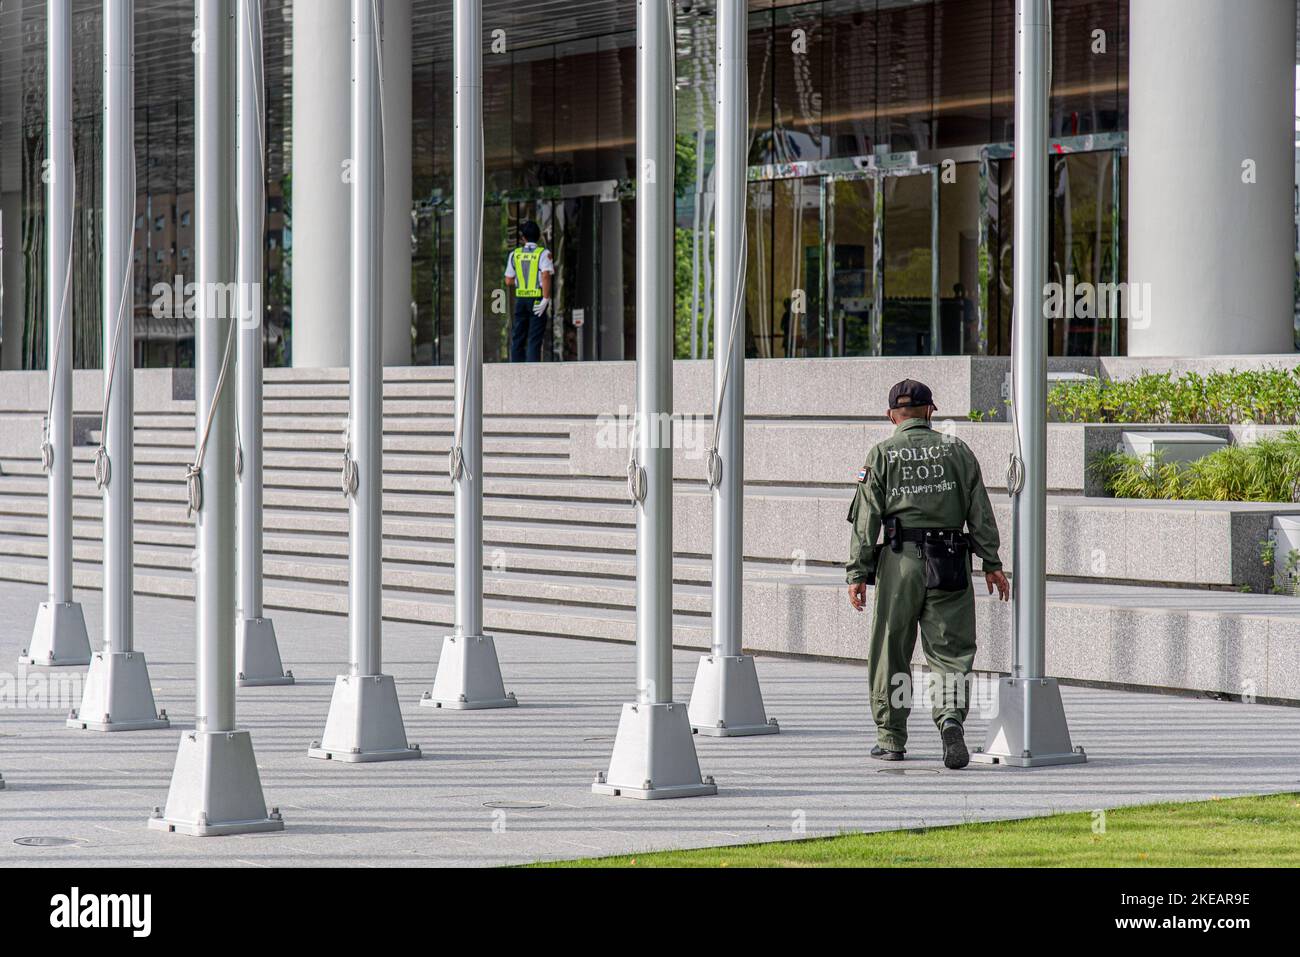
891, 527, 969, 545
883, 521, 971, 591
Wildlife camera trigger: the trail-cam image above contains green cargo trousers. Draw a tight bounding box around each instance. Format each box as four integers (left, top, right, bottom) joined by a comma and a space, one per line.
868, 544, 977, 752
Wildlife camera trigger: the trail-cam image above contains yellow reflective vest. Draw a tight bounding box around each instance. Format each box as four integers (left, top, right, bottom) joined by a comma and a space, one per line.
511, 246, 547, 299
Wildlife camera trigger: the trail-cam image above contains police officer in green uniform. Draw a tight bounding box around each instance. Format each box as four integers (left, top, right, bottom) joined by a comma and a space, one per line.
846, 380, 1009, 769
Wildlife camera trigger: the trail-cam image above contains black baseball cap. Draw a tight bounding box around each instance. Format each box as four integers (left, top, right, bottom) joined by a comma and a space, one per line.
888, 379, 937, 411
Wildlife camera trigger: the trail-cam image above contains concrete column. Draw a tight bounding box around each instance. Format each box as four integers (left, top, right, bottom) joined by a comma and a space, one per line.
305, 0, 420, 764
290, 0, 349, 367
148, 4, 283, 836
418, 0, 515, 712
290, 0, 411, 368
67, 0, 170, 735
46, 0, 75, 608
102, 0, 136, 656
971, 0, 1085, 770
24, 0, 91, 670
234, 0, 292, 687
686, 0, 777, 740
348, 0, 384, 679
193, 0, 237, 736
1128, 0, 1296, 356
592, 0, 715, 801
634, 0, 675, 708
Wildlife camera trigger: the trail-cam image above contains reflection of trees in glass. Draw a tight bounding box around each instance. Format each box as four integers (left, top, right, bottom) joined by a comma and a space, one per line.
675, 226, 699, 359
888, 250, 931, 298
1051, 152, 1118, 356
270, 171, 292, 367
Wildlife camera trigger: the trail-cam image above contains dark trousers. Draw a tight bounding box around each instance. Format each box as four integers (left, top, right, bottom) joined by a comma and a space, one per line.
868, 545, 976, 751
510, 298, 547, 362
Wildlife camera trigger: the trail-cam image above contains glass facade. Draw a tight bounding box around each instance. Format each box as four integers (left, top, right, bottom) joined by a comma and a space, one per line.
0, 0, 291, 372
0, 0, 1133, 371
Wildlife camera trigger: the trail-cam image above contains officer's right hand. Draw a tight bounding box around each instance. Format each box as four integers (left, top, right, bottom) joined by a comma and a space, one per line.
848, 583, 867, 612
985, 570, 1010, 602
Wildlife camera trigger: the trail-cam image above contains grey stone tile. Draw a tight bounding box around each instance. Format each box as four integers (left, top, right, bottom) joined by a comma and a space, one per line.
0, 580, 1297, 867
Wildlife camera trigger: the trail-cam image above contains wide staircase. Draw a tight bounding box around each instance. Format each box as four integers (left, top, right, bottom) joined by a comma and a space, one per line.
0, 357, 1297, 702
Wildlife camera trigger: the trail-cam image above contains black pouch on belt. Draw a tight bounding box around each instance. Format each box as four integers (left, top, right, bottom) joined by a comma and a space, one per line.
921, 530, 971, 592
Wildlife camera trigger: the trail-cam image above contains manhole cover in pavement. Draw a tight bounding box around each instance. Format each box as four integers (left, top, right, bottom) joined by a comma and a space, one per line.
482, 801, 549, 810
14, 836, 82, 847
875, 768, 941, 776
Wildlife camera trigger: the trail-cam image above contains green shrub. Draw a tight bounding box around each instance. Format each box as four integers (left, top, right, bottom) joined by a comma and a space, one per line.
1048, 366, 1300, 424
1090, 430, 1300, 503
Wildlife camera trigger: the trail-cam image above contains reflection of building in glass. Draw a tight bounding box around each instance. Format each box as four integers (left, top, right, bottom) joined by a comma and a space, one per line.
0, 1, 1294, 370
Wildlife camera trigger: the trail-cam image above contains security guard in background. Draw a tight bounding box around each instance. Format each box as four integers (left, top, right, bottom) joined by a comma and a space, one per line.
846, 379, 1009, 769
505, 220, 554, 362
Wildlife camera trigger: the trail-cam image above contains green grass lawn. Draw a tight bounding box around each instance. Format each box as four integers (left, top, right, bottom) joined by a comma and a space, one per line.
542, 792, 1300, 868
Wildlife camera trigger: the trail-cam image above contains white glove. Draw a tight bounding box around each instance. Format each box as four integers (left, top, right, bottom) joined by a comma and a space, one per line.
532, 297, 551, 317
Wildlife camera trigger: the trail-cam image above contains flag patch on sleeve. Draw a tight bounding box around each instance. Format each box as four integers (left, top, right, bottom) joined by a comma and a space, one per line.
856, 467, 868, 483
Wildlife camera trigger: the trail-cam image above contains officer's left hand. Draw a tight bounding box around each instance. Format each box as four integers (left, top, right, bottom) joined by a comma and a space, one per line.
847, 583, 867, 612
532, 297, 551, 317
985, 570, 1010, 602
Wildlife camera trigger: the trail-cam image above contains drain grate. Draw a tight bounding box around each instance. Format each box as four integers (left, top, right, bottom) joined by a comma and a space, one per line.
482, 801, 549, 810
14, 836, 82, 847
875, 768, 941, 776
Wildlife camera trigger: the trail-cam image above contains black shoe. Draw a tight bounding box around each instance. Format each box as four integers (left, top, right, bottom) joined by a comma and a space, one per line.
941, 722, 969, 770
870, 745, 905, 762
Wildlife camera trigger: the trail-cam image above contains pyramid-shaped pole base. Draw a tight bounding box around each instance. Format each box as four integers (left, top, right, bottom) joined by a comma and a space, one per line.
67, 651, 170, 732
20, 601, 91, 667
147, 730, 284, 836
420, 634, 517, 710
971, 677, 1088, 768
308, 673, 422, 762
592, 702, 718, 800
687, 654, 780, 737
236, 617, 294, 687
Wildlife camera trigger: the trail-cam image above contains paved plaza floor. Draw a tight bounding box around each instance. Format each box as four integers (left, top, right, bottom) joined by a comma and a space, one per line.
1, 580, 1297, 867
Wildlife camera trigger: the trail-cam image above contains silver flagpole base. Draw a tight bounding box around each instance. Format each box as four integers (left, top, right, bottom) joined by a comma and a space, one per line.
971, 676, 1088, 768
236, 617, 294, 687
687, 654, 779, 737
308, 673, 422, 762
148, 730, 284, 836
20, 601, 91, 667
420, 634, 517, 710
66, 651, 170, 732
592, 701, 718, 800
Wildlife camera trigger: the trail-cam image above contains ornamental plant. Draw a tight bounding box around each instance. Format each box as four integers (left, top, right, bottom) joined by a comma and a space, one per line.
1049, 367, 1300, 424
1090, 430, 1300, 503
